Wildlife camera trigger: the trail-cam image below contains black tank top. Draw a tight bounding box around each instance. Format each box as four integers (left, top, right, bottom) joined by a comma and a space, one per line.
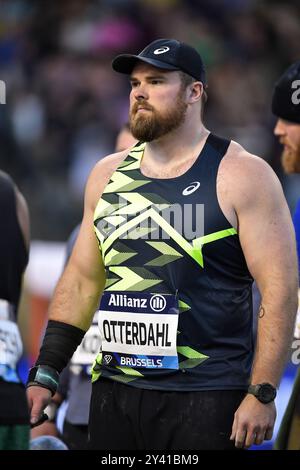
92, 133, 254, 391
0, 171, 29, 425
0, 171, 28, 313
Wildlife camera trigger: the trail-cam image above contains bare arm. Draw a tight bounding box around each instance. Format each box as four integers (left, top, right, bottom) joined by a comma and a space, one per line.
220, 150, 298, 448
236, 156, 298, 387
48, 151, 127, 330
27, 151, 127, 424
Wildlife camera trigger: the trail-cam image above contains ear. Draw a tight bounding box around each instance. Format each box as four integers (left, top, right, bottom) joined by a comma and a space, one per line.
187, 82, 203, 103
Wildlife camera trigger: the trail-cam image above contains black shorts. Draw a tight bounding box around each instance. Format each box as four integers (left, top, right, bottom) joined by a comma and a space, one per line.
62, 420, 89, 450
88, 378, 245, 450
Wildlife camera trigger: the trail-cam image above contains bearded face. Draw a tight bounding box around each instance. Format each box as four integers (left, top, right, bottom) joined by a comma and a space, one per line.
129, 89, 188, 142
281, 141, 300, 174
275, 120, 300, 174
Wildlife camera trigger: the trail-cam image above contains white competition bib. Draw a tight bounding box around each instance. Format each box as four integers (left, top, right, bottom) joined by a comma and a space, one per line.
0, 320, 23, 369
98, 292, 179, 369
71, 312, 101, 367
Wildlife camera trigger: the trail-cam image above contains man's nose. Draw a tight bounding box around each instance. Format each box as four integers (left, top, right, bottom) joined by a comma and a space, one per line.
133, 83, 149, 101
274, 119, 285, 136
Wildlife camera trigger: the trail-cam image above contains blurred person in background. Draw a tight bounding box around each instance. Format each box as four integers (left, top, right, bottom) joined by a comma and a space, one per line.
271, 61, 300, 450
31, 123, 136, 450
0, 171, 30, 450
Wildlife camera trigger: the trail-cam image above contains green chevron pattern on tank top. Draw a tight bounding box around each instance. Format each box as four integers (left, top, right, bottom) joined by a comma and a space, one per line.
92, 142, 237, 383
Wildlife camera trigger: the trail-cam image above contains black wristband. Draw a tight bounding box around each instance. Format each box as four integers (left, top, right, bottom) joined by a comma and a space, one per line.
35, 320, 85, 373
27, 365, 60, 396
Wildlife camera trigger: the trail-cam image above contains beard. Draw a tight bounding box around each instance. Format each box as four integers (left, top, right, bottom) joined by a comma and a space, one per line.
129, 93, 187, 142
281, 143, 300, 174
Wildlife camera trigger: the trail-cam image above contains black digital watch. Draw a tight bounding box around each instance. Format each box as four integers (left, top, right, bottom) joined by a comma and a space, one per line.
247, 383, 277, 404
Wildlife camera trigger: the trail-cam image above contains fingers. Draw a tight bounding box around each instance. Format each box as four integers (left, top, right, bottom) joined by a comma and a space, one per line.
233, 427, 259, 449
254, 423, 274, 445
245, 428, 261, 448
230, 397, 276, 449
232, 426, 274, 448
30, 413, 49, 429
231, 415, 273, 448
265, 426, 274, 441
235, 428, 247, 448
230, 416, 247, 449
254, 430, 265, 446
27, 386, 52, 426
230, 415, 237, 442
30, 398, 45, 425
246, 425, 274, 447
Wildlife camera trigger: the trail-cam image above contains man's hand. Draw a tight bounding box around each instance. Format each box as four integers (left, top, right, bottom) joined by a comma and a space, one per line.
27, 386, 52, 427
230, 394, 276, 448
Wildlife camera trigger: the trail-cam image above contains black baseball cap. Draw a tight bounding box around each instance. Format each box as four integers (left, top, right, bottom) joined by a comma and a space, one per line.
112, 38, 206, 84
272, 61, 300, 124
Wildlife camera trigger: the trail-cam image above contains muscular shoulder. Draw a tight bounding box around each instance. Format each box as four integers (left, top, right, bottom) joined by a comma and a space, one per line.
221, 140, 273, 177
84, 150, 129, 211
218, 140, 283, 212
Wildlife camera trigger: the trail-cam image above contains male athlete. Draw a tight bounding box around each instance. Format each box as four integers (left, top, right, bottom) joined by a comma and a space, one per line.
271, 61, 300, 450
26, 39, 298, 450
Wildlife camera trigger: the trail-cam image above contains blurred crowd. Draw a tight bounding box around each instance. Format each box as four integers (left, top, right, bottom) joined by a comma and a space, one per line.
0, 0, 300, 241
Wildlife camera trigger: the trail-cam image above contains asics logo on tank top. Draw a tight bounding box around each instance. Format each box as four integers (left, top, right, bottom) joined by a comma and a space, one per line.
182, 181, 201, 196
154, 47, 170, 55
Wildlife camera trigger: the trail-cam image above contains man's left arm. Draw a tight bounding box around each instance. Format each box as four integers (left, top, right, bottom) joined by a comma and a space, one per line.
229, 154, 299, 448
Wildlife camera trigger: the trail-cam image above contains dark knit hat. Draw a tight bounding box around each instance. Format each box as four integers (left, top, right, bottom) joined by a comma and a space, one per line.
272, 61, 300, 123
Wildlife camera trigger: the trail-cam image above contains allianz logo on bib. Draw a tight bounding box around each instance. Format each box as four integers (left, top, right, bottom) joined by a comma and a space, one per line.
108, 293, 166, 312
149, 294, 166, 312
103, 355, 113, 364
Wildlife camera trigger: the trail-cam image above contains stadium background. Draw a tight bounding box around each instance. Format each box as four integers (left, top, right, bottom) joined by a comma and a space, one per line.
0, 0, 299, 450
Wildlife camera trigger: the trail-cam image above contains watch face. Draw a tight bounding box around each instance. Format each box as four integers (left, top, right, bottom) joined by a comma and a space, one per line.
258, 383, 276, 403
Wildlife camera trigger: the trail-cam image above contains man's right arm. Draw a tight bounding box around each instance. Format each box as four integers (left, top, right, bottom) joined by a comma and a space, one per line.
47, 161, 107, 330
27, 151, 126, 425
